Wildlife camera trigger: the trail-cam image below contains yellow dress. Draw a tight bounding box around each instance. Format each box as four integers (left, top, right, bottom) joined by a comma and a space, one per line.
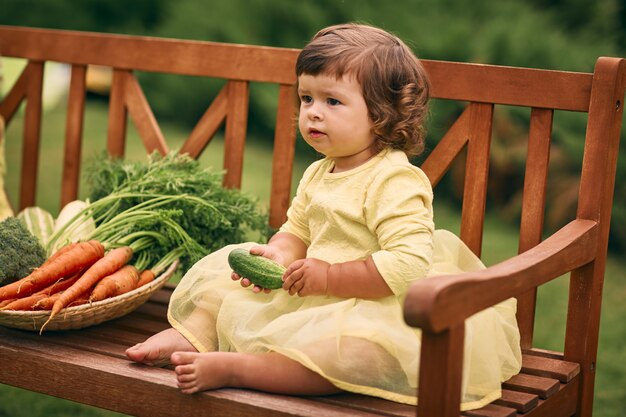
168, 149, 521, 410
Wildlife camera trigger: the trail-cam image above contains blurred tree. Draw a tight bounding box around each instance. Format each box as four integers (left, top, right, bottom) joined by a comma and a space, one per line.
0, 0, 166, 33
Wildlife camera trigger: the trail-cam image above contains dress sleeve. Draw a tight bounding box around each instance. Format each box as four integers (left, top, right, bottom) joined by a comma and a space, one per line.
365, 166, 434, 295
278, 161, 321, 247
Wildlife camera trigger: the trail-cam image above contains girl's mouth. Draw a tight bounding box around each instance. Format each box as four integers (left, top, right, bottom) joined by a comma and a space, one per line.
308, 128, 325, 139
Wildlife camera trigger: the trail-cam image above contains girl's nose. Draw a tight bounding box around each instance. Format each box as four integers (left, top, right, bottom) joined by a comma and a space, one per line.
307, 104, 323, 120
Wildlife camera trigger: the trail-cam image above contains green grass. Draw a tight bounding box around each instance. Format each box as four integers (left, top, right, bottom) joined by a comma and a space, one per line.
2, 100, 625, 417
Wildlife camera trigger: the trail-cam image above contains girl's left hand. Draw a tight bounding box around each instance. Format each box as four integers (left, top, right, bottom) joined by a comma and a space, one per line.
282, 258, 330, 296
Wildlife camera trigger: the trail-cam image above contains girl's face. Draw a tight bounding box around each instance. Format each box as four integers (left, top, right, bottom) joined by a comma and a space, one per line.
298, 73, 376, 172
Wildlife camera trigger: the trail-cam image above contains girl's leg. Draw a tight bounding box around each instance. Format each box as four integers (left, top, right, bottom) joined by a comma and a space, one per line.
126, 327, 197, 366
171, 351, 341, 395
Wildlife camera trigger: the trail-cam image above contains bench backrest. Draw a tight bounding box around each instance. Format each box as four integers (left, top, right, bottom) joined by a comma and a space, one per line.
1, 26, 625, 414
0, 25, 300, 229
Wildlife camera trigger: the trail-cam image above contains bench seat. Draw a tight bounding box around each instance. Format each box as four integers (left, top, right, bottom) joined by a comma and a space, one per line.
0, 286, 580, 417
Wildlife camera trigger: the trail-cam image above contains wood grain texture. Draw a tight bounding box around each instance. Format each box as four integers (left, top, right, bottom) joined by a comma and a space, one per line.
417, 325, 465, 417
107, 69, 129, 157
0, 25, 300, 85
516, 107, 553, 349
404, 219, 599, 332
61, 64, 87, 207
20, 61, 44, 210
269, 84, 298, 228
460, 102, 494, 256
180, 84, 229, 158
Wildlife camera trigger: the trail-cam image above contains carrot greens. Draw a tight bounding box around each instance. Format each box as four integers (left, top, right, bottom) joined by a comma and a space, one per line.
47, 151, 267, 273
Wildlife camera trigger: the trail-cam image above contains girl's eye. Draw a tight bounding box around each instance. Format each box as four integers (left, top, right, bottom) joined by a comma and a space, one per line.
327, 98, 341, 106
300, 95, 312, 104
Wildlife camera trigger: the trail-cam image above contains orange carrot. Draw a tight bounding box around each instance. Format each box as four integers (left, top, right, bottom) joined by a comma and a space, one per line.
0, 240, 105, 301
41, 242, 80, 269
34, 292, 62, 310
1, 293, 49, 311
42, 246, 134, 329
0, 275, 81, 311
90, 265, 140, 302
136, 270, 156, 288
0, 299, 17, 308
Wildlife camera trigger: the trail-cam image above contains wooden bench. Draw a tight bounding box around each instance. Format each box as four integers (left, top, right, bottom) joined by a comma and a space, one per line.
0, 25, 624, 417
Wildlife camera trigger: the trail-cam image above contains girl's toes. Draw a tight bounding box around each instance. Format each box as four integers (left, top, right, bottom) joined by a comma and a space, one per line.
180, 387, 198, 395
177, 380, 197, 389
175, 363, 196, 375
171, 351, 197, 365
176, 373, 196, 383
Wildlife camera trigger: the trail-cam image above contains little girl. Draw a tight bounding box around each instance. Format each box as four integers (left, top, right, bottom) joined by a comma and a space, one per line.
126, 23, 521, 411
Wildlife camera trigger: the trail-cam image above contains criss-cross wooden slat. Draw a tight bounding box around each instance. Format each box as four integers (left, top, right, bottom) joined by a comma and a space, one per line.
60, 64, 87, 207
0, 61, 45, 210
420, 106, 470, 187
106, 69, 168, 157
0, 62, 33, 123
124, 71, 168, 156
179, 83, 229, 158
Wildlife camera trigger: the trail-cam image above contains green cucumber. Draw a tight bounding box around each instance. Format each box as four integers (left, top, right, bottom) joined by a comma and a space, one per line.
227, 248, 285, 289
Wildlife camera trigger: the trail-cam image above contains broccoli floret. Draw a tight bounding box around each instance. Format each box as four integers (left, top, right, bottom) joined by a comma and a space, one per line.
0, 217, 47, 285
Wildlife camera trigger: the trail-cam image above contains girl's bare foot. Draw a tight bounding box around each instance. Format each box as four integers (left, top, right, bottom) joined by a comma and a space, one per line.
171, 351, 235, 394
125, 327, 196, 366
171, 351, 340, 395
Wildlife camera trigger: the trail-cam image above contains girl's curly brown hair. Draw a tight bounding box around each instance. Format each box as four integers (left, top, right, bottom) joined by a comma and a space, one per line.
296, 23, 430, 157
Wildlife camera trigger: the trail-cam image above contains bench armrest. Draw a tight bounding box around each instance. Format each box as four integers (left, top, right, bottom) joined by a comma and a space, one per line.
403, 219, 599, 333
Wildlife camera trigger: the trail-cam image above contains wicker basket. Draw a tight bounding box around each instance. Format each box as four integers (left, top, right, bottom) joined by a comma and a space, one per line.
0, 261, 178, 332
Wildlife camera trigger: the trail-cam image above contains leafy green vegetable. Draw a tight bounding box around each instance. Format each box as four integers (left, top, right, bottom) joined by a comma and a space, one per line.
0, 217, 47, 284
49, 151, 268, 272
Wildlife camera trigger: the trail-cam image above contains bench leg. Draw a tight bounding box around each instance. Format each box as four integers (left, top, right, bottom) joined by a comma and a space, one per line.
418, 324, 465, 417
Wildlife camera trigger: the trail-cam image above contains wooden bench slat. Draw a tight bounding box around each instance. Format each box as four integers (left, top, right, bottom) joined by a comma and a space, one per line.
180, 82, 229, 158
522, 347, 564, 360
502, 373, 559, 399
107, 68, 129, 157
269, 83, 298, 228
420, 105, 470, 187
124, 71, 169, 155
61, 64, 87, 208
222, 80, 249, 189
316, 393, 417, 417
460, 102, 494, 256
0, 329, 394, 417
521, 353, 580, 383
462, 403, 517, 417
424, 59, 592, 111
493, 389, 539, 413
20, 60, 44, 210
516, 107, 553, 349
0, 26, 301, 85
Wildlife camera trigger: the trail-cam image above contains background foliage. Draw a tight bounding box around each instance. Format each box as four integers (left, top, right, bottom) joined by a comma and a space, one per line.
1, 0, 625, 250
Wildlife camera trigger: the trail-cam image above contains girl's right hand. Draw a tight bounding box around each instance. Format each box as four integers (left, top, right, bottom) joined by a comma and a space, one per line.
230, 245, 285, 294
